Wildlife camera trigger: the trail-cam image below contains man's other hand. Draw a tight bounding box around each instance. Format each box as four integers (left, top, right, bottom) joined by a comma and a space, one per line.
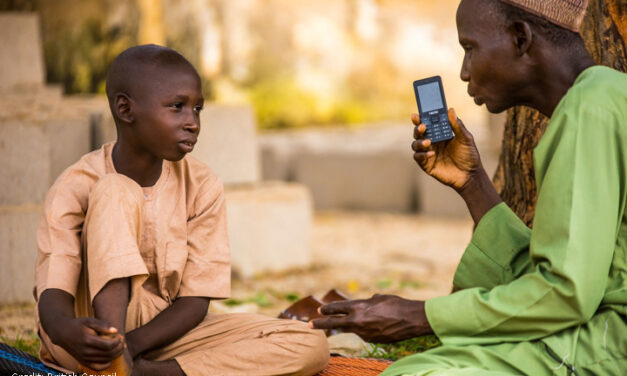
309, 294, 433, 343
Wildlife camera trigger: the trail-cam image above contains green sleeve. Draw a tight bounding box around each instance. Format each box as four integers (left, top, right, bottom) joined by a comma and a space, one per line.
453, 202, 531, 290
426, 103, 624, 346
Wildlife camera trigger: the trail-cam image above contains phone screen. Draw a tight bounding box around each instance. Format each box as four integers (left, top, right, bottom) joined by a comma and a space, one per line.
417, 82, 444, 113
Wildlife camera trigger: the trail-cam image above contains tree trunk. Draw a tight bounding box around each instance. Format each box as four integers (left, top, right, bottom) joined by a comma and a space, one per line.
492, 0, 627, 227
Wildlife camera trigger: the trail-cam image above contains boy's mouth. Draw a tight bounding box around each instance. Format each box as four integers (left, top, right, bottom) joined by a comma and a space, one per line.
179, 141, 195, 153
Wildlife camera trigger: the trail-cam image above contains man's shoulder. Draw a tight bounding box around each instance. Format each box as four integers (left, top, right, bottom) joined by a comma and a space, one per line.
555, 66, 627, 127
566, 66, 627, 110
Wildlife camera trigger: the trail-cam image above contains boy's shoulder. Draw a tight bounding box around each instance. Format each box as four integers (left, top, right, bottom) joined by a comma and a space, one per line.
169, 153, 224, 193
44, 143, 113, 215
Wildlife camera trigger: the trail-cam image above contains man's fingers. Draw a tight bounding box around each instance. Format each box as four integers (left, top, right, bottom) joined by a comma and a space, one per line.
411, 113, 421, 126
414, 151, 435, 163
319, 300, 356, 315
414, 124, 427, 139
309, 316, 350, 330
411, 139, 431, 152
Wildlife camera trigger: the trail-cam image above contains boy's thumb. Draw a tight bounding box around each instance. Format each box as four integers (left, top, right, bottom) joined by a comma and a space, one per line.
85, 318, 118, 336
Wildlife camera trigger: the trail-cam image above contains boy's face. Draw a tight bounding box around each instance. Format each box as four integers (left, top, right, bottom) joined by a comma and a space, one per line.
129, 65, 204, 161
456, 0, 527, 113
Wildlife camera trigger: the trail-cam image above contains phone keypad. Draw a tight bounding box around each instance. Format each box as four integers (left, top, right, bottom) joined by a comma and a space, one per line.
422, 114, 453, 143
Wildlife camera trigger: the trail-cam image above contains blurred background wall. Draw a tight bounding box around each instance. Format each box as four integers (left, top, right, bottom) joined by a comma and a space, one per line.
0, 0, 501, 303
3, 0, 491, 133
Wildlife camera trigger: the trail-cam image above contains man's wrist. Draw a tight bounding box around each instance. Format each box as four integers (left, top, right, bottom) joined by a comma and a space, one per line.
406, 300, 434, 338
457, 169, 502, 225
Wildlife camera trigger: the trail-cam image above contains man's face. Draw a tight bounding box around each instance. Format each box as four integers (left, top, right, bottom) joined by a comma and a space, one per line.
456, 0, 526, 113
130, 65, 204, 161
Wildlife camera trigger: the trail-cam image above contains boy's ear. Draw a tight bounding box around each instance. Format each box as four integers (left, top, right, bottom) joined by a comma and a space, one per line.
114, 93, 134, 124
510, 20, 533, 57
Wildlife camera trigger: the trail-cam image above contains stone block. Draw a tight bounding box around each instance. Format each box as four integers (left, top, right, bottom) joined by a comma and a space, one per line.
46, 113, 92, 185
0, 206, 42, 304
0, 119, 50, 206
61, 95, 116, 150
415, 173, 469, 218
225, 182, 312, 277
292, 150, 417, 212
414, 142, 500, 218
0, 13, 45, 91
0, 85, 63, 120
193, 105, 260, 184
259, 134, 293, 181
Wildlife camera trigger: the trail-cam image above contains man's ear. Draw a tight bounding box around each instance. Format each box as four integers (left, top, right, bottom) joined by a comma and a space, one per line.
511, 20, 533, 56
114, 93, 134, 124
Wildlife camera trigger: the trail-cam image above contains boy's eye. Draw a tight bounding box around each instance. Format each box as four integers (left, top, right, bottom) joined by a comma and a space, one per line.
194, 105, 203, 113
169, 102, 183, 110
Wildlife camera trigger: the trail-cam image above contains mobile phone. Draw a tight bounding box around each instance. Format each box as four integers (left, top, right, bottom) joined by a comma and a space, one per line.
413, 76, 454, 143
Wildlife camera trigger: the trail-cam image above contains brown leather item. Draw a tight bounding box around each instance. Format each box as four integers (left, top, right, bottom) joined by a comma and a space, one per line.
278, 295, 324, 321
321, 289, 349, 304
279, 289, 349, 322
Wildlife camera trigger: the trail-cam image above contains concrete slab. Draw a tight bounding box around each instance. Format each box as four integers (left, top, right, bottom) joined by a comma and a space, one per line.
193, 105, 260, 184
0, 13, 45, 91
0, 119, 50, 206
292, 150, 416, 211
225, 182, 312, 277
61, 95, 116, 150
0, 206, 41, 303
45, 114, 92, 185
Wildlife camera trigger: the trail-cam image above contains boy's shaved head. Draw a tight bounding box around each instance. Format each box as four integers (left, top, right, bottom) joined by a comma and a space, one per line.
105, 44, 199, 117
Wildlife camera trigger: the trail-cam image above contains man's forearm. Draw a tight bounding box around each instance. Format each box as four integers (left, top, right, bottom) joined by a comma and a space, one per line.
125, 296, 210, 358
458, 168, 502, 226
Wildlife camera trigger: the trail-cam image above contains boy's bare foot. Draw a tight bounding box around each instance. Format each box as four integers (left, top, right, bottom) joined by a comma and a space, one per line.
133, 357, 185, 376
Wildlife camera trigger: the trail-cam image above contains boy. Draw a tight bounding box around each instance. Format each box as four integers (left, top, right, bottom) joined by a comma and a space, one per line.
35, 44, 328, 376
312, 0, 627, 374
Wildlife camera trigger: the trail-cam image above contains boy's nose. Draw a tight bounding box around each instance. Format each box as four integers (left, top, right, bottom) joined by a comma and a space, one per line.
184, 114, 200, 133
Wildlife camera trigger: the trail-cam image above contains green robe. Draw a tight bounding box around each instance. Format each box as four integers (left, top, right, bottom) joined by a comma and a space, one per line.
383, 66, 627, 375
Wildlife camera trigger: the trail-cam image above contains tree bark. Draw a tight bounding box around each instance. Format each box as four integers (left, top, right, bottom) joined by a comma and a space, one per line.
492, 0, 627, 227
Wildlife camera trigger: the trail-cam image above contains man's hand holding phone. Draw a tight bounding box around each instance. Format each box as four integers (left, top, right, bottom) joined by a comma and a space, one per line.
412, 108, 502, 225
411, 108, 481, 191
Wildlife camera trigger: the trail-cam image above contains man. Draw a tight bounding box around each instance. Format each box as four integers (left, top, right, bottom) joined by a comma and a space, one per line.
311, 0, 627, 374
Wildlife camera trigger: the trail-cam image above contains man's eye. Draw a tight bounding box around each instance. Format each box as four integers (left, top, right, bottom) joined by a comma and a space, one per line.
170, 103, 183, 109
194, 105, 203, 113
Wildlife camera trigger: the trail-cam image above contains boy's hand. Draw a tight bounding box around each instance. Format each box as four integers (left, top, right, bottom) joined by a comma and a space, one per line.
54, 317, 125, 370
411, 108, 482, 192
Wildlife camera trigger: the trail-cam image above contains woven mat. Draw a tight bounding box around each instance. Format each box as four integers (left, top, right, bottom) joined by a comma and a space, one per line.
316, 356, 393, 376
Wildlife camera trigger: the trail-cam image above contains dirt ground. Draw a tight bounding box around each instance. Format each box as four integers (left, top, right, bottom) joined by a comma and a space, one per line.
0, 210, 473, 341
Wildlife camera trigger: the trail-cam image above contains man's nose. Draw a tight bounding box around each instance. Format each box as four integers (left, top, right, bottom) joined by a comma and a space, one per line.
460, 59, 470, 82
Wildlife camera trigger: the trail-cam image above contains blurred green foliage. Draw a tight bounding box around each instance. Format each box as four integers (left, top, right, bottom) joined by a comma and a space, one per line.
368, 335, 441, 360
1, 333, 40, 358
43, 18, 134, 95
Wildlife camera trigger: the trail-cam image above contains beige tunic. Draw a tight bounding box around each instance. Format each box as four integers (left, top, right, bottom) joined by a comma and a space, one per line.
35, 142, 328, 376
